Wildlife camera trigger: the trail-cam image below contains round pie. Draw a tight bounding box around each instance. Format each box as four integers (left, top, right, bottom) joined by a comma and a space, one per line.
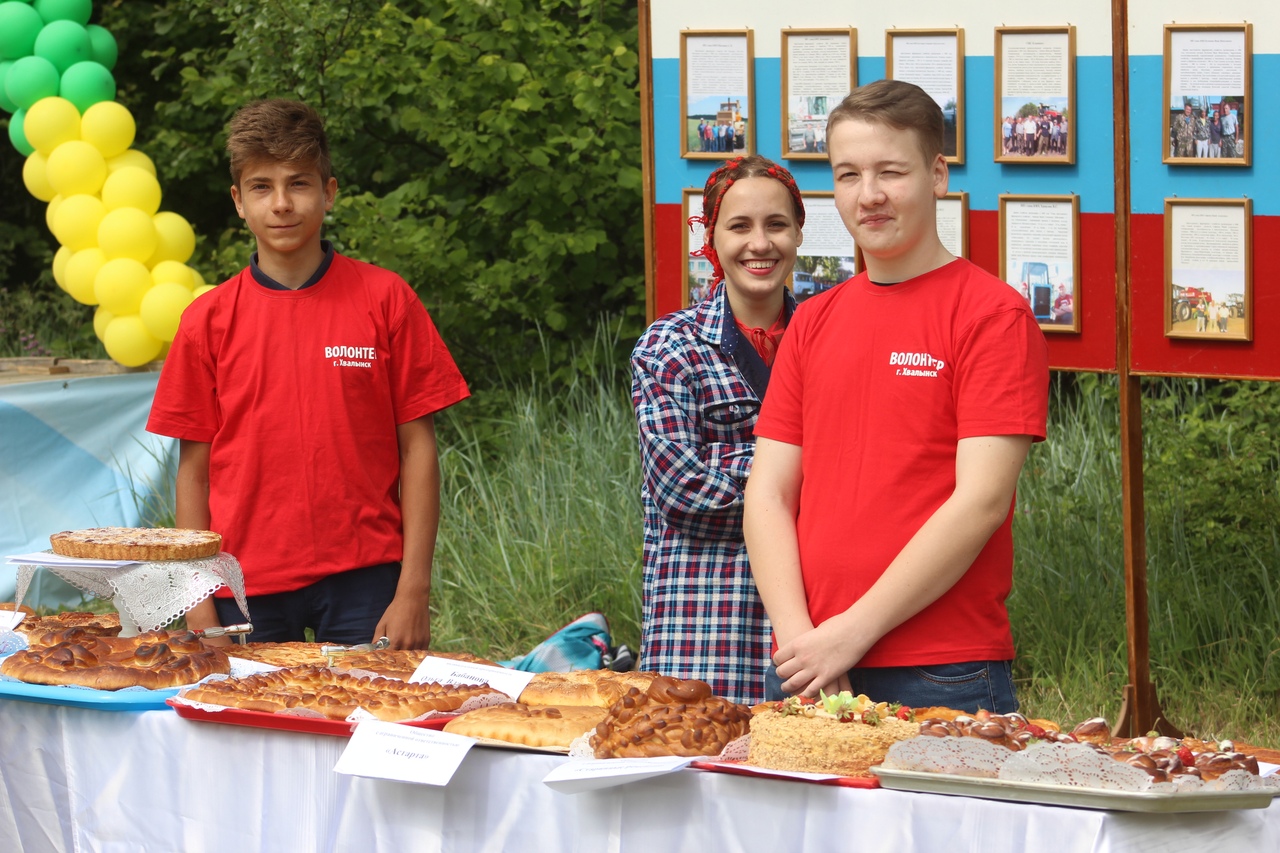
49, 527, 222, 561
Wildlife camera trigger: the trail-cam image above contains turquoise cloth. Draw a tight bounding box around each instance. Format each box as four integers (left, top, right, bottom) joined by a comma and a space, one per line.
0, 373, 176, 609
500, 612, 612, 672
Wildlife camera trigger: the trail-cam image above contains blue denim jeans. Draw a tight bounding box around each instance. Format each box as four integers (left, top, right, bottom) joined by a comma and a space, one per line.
214, 562, 401, 645
764, 659, 1019, 714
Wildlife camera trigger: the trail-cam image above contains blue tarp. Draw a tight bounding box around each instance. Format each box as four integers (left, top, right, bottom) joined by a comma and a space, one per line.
0, 373, 176, 608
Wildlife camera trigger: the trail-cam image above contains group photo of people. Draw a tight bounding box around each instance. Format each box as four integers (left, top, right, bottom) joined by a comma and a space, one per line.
1000, 99, 1070, 159
1168, 96, 1244, 160
687, 96, 749, 154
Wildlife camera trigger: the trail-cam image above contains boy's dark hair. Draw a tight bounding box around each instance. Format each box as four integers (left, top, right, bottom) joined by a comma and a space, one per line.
826, 79, 944, 165
226, 99, 331, 186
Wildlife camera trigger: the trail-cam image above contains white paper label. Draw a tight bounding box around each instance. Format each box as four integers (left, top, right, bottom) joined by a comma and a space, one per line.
409, 656, 535, 701
334, 721, 474, 786
6, 552, 140, 569
0, 610, 24, 631
542, 756, 693, 794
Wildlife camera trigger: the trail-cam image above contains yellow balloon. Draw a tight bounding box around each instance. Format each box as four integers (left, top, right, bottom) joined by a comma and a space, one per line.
80, 101, 135, 159
149, 211, 196, 264
23, 151, 57, 202
106, 148, 155, 176
93, 306, 115, 341
45, 139, 107, 197
51, 245, 72, 290
150, 259, 196, 290
24, 97, 81, 157
101, 166, 161, 214
102, 314, 163, 368
51, 193, 105, 251
97, 206, 158, 262
46, 194, 64, 233
94, 257, 151, 315
139, 281, 194, 342
190, 269, 206, 289
193, 283, 217, 299
65, 247, 106, 305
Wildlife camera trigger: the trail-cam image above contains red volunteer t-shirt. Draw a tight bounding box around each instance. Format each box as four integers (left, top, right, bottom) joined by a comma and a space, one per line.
755, 259, 1049, 666
146, 253, 469, 596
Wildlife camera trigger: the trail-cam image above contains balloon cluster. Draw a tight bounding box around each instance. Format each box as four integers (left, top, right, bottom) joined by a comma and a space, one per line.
1, 0, 212, 367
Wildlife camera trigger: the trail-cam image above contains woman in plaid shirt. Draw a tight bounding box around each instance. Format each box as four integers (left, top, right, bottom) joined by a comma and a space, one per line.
630, 156, 805, 704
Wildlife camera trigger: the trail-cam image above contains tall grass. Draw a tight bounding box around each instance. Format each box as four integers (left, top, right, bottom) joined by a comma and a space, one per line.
1013, 375, 1280, 744
429, 365, 644, 661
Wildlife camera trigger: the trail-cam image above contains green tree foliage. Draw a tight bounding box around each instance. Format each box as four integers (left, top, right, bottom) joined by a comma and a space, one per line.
3, 0, 646, 379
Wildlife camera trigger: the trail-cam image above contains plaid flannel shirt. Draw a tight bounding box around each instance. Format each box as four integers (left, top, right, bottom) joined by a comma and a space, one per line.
630, 286, 794, 704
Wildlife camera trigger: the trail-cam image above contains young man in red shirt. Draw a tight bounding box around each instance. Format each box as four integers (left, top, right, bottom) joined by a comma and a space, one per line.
744, 80, 1049, 712
148, 100, 469, 648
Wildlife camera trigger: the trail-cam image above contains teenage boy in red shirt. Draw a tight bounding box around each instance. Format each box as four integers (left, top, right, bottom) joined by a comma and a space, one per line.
744, 80, 1049, 712
148, 100, 469, 648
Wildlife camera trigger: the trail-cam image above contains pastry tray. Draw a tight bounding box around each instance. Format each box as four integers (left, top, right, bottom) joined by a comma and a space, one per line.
690, 759, 879, 788
870, 766, 1278, 813
167, 699, 455, 737
0, 677, 179, 710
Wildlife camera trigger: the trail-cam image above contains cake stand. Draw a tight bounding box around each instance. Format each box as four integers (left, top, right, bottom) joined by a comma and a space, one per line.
14, 552, 250, 637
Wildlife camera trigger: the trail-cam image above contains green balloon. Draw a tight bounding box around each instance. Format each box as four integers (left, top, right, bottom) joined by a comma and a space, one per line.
8, 106, 33, 155
0, 60, 17, 114
86, 24, 117, 71
34, 0, 92, 26
58, 59, 114, 112
33, 20, 91, 75
4, 55, 58, 110
0, 2, 44, 62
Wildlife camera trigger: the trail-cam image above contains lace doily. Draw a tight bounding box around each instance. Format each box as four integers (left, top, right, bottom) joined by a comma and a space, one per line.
882, 736, 1010, 777
14, 552, 249, 635
883, 737, 1280, 793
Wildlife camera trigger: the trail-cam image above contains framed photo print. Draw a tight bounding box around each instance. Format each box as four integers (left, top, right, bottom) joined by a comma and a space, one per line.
1164, 198, 1252, 341
1163, 24, 1251, 166
681, 189, 713, 307
937, 192, 969, 259
794, 191, 857, 302
781, 28, 856, 161
995, 26, 1075, 165
886, 28, 964, 164
999, 194, 1080, 333
681, 30, 755, 160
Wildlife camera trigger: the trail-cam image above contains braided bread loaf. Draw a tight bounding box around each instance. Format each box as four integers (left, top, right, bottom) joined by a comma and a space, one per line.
590, 675, 752, 758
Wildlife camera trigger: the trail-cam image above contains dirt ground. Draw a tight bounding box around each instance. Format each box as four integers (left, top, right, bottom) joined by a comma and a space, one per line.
1167, 315, 1247, 336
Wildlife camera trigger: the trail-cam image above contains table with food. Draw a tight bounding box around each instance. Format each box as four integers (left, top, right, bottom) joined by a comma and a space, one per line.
2, 528, 1279, 851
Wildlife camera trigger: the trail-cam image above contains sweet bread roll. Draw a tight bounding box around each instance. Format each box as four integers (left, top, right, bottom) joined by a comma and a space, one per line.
444, 703, 607, 749
518, 670, 657, 708
180, 666, 506, 721
0, 629, 230, 690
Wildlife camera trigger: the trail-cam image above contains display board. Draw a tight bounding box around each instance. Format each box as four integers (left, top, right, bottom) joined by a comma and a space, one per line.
1128, 1, 1278, 379
643, 1, 1118, 373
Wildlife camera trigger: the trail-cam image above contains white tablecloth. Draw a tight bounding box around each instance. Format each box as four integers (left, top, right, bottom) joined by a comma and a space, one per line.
1, 700, 1277, 852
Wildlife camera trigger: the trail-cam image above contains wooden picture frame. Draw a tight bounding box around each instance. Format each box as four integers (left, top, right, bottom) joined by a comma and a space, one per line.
794, 190, 857, 302
937, 191, 969, 259
680, 30, 755, 160
886, 28, 964, 164
994, 26, 1075, 165
780, 28, 856, 162
681, 189, 712, 307
1163, 198, 1252, 341
1162, 24, 1251, 166
998, 194, 1081, 333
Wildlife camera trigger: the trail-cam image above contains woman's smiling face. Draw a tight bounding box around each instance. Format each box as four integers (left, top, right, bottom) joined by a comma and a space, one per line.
710, 176, 803, 306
